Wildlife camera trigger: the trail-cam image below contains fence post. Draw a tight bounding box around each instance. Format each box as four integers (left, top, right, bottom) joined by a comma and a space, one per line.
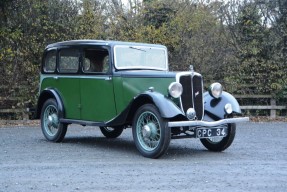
270, 99, 276, 118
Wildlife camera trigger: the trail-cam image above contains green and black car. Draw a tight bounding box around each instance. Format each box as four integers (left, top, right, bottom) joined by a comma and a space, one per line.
36, 40, 249, 158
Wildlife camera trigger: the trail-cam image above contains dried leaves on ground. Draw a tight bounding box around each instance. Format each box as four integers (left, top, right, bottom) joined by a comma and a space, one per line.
0, 120, 40, 128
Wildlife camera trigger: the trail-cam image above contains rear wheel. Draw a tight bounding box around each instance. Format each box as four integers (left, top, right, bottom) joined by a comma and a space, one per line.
40, 99, 67, 142
100, 126, 124, 138
132, 104, 171, 158
200, 123, 236, 151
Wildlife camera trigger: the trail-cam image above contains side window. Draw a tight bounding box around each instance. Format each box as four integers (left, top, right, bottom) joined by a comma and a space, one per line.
83, 49, 109, 73
59, 49, 80, 73
44, 50, 56, 73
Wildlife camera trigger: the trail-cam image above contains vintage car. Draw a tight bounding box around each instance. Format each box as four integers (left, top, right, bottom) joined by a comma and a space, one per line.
36, 40, 249, 158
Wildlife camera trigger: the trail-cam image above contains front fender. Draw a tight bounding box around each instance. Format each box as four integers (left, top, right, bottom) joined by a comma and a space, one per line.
204, 91, 241, 120
106, 91, 185, 127
138, 91, 184, 119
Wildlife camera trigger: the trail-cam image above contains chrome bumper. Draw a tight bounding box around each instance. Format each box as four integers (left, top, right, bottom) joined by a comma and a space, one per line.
168, 117, 249, 127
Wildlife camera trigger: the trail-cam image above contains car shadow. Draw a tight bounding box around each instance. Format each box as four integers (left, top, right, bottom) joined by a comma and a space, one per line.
63, 135, 139, 154
59, 135, 232, 160
164, 145, 230, 160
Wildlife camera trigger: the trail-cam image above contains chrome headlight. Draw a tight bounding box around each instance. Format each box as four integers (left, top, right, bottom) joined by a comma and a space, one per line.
168, 82, 183, 98
209, 82, 223, 99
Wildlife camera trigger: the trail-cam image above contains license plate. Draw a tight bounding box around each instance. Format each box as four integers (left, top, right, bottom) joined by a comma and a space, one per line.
196, 128, 227, 138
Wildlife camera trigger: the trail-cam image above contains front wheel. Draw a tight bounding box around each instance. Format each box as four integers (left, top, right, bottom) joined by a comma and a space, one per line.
132, 104, 171, 158
40, 99, 67, 142
200, 123, 236, 152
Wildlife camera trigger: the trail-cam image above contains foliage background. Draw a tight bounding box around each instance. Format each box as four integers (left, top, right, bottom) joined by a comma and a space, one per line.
0, 0, 286, 119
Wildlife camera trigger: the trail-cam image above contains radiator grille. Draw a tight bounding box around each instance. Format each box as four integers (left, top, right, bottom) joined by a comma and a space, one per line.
179, 74, 204, 120
179, 75, 193, 113
192, 75, 203, 120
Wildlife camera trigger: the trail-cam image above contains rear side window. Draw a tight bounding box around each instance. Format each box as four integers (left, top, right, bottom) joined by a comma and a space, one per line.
83, 49, 109, 73
59, 49, 80, 73
44, 50, 56, 73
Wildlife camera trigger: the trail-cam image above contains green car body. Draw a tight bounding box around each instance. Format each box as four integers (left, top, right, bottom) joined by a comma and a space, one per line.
36, 40, 249, 158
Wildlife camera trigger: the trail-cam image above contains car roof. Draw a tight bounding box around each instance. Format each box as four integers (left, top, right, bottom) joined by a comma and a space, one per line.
46, 40, 166, 49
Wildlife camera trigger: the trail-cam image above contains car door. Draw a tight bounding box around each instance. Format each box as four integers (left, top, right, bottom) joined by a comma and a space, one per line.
80, 47, 117, 122
56, 48, 81, 119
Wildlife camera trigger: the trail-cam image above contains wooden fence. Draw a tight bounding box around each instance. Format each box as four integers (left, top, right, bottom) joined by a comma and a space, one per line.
0, 85, 32, 120
234, 95, 286, 118
0, 94, 286, 120
0, 97, 30, 120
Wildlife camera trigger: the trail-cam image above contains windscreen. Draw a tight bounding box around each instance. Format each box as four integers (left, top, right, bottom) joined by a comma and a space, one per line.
114, 45, 168, 70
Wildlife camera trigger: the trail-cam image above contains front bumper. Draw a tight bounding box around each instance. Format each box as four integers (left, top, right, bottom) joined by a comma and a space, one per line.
168, 117, 249, 127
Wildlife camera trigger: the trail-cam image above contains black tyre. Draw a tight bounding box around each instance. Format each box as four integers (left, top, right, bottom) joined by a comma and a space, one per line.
40, 99, 67, 142
100, 126, 124, 138
132, 104, 171, 158
200, 123, 236, 152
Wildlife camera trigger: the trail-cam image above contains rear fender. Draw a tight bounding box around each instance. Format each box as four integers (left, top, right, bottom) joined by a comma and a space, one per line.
36, 88, 65, 119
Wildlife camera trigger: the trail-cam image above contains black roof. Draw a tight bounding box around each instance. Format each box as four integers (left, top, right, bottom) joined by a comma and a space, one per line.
46, 40, 166, 49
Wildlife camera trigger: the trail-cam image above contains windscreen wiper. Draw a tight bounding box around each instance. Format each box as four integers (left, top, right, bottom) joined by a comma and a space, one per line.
129, 46, 146, 52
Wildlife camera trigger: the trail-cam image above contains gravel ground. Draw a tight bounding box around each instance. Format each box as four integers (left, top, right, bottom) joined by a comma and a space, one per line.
0, 122, 286, 192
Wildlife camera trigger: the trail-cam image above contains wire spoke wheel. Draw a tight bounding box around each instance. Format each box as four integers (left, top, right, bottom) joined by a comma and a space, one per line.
136, 111, 161, 151
43, 104, 59, 137
40, 99, 67, 142
100, 126, 124, 138
200, 123, 236, 152
206, 136, 224, 143
133, 104, 170, 158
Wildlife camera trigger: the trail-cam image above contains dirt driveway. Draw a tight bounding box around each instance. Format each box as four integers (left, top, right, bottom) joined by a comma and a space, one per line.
0, 122, 286, 192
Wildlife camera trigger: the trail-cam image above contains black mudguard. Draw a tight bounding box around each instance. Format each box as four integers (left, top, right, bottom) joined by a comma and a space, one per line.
137, 91, 184, 118
35, 88, 65, 119
203, 91, 241, 120
106, 91, 185, 127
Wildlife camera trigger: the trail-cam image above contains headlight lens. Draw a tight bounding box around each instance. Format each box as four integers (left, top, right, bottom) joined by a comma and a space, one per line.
168, 82, 183, 98
209, 82, 223, 99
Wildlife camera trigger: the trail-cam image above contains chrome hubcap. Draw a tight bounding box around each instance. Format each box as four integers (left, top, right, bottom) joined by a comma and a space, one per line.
142, 123, 157, 139
48, 114, 58, 127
